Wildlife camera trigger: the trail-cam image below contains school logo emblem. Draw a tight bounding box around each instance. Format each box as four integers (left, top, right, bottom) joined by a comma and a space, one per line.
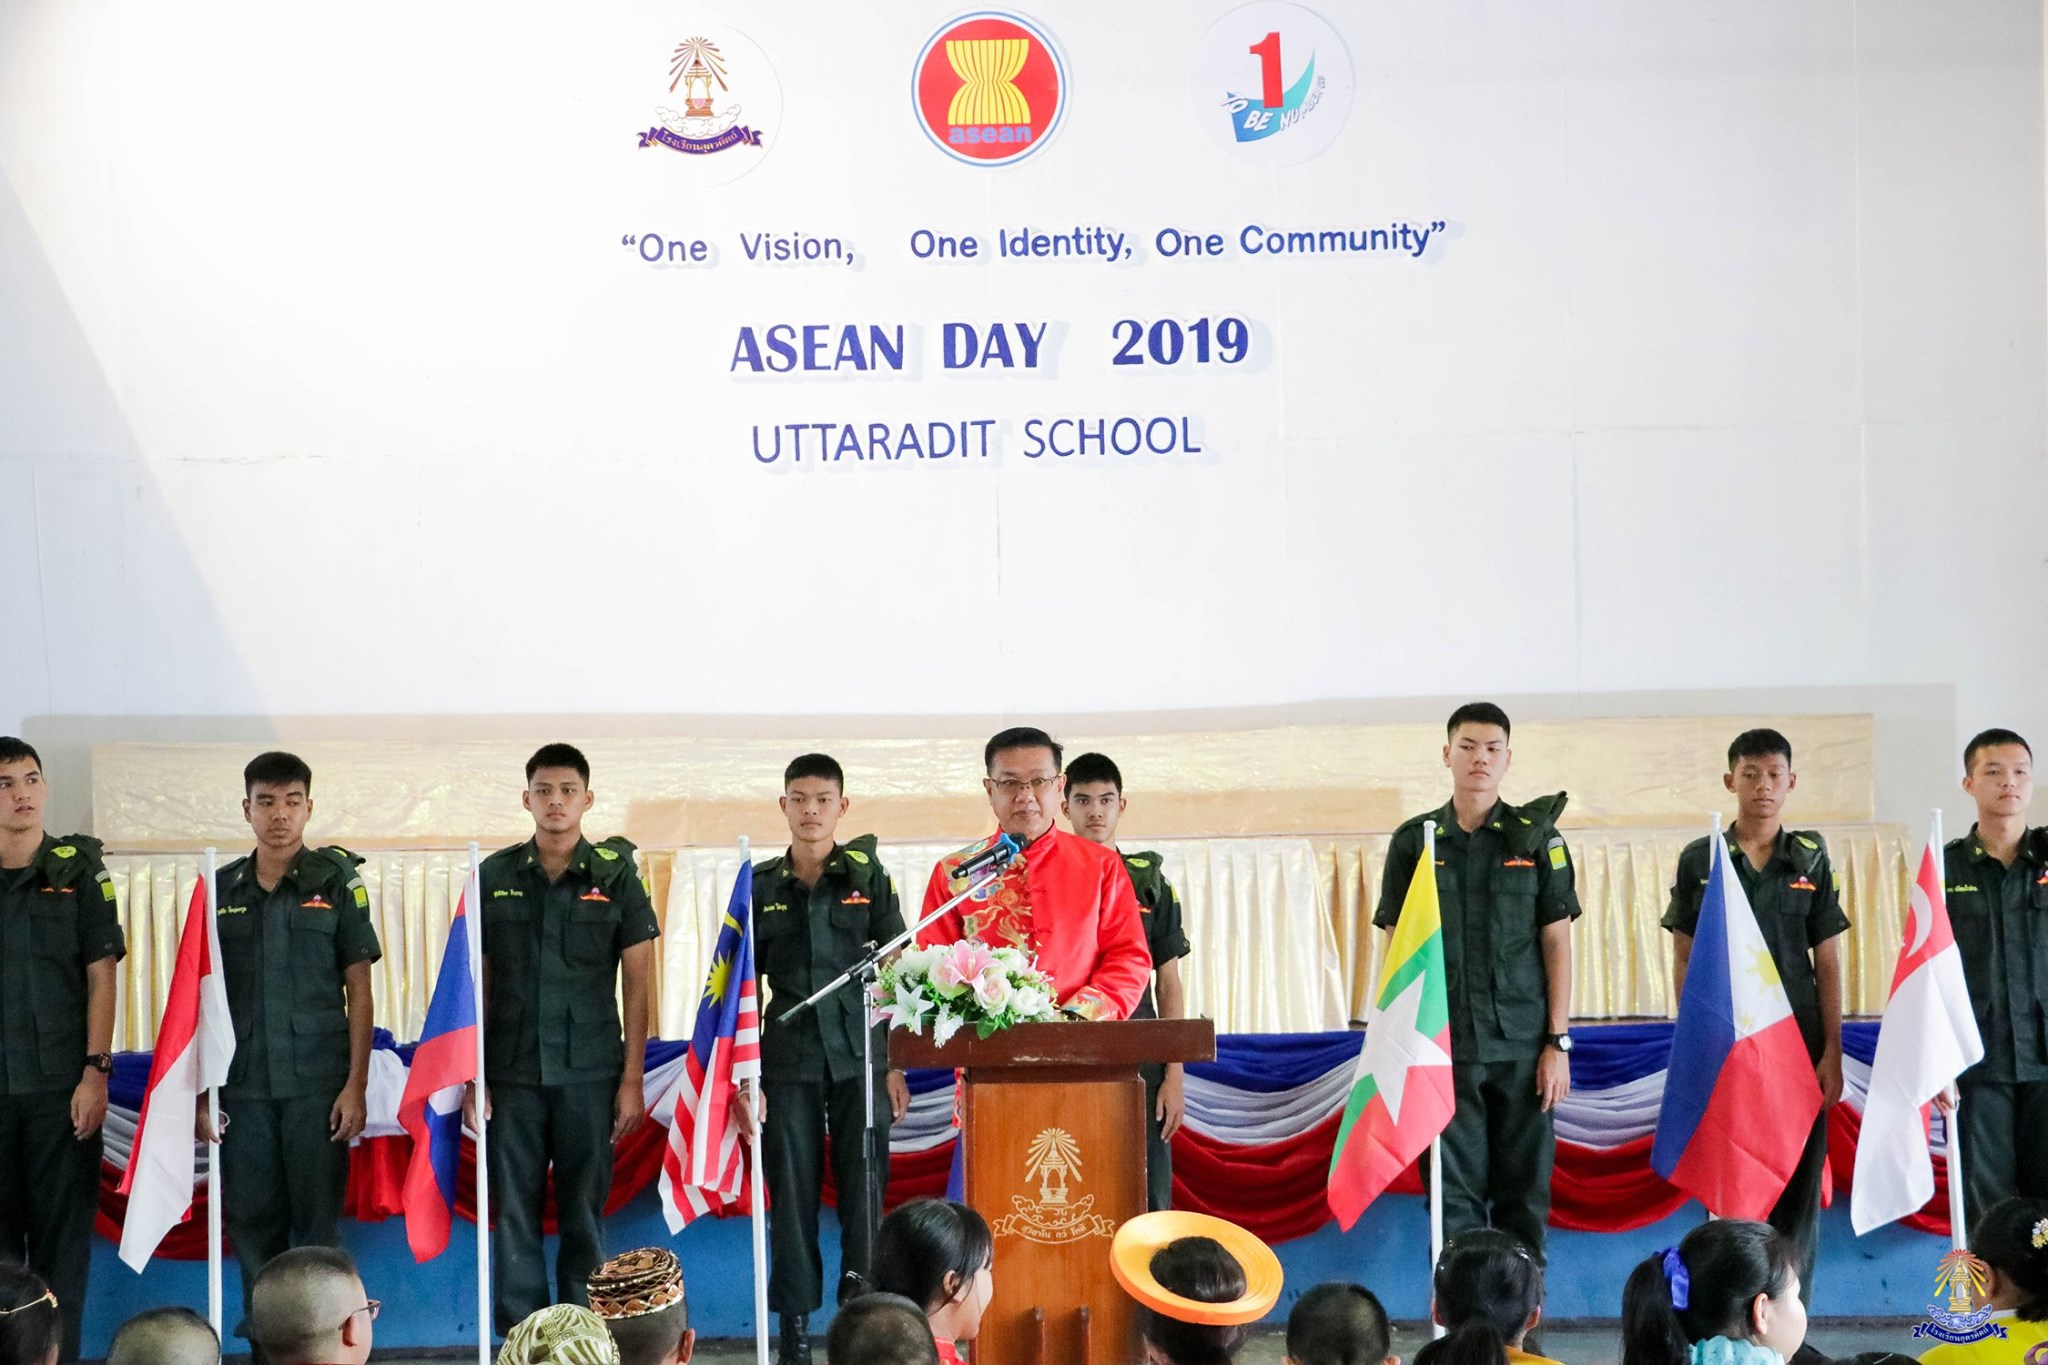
990, 1127, 1118, 1245
1912, 1249, 2007, 1345
912, 11, 1068, 166
300, 894, 333, 911
633, 29, 781, 185
1191, 3, 1353, 167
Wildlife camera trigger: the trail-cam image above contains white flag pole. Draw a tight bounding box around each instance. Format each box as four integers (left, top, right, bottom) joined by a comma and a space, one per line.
1424, 821, 1445, 1340
741, 835, 771, 1365
468, 842, 492, 1363
1931, 810, 1969, 1253
199, 847, 224, 1342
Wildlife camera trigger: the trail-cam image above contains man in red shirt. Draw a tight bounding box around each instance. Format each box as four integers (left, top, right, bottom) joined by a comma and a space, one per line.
918, 728, 1151, 1020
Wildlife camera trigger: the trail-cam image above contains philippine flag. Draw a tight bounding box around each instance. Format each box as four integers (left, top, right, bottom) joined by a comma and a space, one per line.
1652, 826, 1823, 1219
397, 877, 480, 1261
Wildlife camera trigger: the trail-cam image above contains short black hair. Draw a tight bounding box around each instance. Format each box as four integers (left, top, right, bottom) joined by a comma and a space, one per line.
526, 742, 591, 784
985, 726, 1063, 773
1727, 728, 1793, 769
1446, 703, 1511, 741
0, 737, 41, 771
1965, 728, 2032, 772
244, 750, 313, 795
826, 1294, 940, 1365
250, 1246, 361, 1362
1064, 752, 1123, 792
783, 753, 845, 791
1286, 1282, 1390, 1365
1136, 1236, 1250, 1365
0, 1261, 59, 1365
109, 1306, 220, 1365
605, 1301, 689, 1365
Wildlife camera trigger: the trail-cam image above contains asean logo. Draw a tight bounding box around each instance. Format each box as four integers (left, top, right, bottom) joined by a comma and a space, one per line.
912, 11, 1067, 167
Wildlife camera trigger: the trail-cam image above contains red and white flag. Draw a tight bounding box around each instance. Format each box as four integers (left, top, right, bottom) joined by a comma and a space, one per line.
118, 874, 237, 1269
1851, 831, 1985, 1233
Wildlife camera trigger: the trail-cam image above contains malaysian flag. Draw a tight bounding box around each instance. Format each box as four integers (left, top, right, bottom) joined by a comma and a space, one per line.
657, 863, 761, 1229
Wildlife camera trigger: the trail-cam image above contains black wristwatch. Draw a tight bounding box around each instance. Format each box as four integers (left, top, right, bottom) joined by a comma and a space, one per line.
1542, 1032, 1574, 1054
84, 1052, 113, 1075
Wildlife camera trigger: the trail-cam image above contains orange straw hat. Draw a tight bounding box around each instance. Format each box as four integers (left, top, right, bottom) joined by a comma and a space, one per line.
1110, 1211, 1283, 1326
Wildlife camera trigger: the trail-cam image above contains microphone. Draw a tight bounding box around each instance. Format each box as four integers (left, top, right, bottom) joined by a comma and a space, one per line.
952, 833, 1021, 882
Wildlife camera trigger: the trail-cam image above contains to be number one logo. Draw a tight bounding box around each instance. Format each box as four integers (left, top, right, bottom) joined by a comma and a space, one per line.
1248, 31, 1284, 109
1193, 4, 1352, 164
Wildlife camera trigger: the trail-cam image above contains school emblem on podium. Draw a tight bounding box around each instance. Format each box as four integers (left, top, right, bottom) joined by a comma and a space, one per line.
991, 1127, 1118, 1245
1913, 1249, 2007, 1345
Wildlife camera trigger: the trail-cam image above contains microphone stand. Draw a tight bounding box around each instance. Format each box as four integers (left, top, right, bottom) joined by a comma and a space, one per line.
773, 851, 1014, 1297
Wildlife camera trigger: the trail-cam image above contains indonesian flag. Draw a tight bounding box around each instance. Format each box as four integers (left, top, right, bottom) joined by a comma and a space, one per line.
118, 872, 236, 1269
1851, 831, 1984, 1233
654, 864, 761, 1230
1652, 826, 1823, 1219
1327, 832, 1455, 1229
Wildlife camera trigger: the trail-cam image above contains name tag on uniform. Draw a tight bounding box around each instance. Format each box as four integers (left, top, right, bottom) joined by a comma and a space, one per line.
219, 904, 249, 916
761, 901, 790, 914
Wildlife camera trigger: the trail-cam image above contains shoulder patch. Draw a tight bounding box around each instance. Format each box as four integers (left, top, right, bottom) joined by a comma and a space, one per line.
594, 846, 620, 861
1546, 836, 1569, 870
351, 882, 370, 908
845, 847, 870, 865
1796, 835, 1819, 850
51, 845, 76, 859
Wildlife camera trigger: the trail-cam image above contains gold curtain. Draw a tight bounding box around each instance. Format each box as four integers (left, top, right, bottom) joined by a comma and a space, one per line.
101, 826, 1908, 1052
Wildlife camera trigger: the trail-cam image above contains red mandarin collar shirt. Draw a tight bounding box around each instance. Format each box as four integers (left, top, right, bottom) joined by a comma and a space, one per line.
918, 825, 1153, 1020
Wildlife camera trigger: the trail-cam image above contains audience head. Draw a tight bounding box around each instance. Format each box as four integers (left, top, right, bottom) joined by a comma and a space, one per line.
1968, 1196, 2048, 1320
0, 1263, 59, 1365
1137, 1237, 1253, 1365
108, 1307, 220, 1365
249, 1247, 375, 1365
828, 1294, 942, 1365
1621, 1219, 1804, 1365
1285, 1282, 1395, 1365
871, 1199, 995, 1344
588, 1248, 693, 1365
1416, 1230, 1543, 1365
501, 1304, 621, 1365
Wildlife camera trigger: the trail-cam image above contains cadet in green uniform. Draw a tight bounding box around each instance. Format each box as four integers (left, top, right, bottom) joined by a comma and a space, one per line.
206, 751, 380, 1344
738, 754, 908, 1365
1946, 728, 2048, 1226
1063, 751, 1191, 1212
0, 737, 123, 1364
1374, 703, 1578, 1266
473, 744, 659, 1334
1663, 729, 1847, 1303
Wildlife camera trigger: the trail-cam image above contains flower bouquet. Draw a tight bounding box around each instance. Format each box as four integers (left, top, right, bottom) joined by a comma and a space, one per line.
872, 939, 1061, 1045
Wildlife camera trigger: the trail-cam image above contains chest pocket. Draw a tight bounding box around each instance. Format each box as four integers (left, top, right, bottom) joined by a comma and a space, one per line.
484, 901, 538, 961
567, 900, 620, 966
29, 900, 75, 964
1489, 864, 1545, 1036
290, 902, 340, 975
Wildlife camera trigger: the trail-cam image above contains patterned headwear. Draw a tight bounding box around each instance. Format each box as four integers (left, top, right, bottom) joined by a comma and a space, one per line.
588, 1248, 686, 1321
499, 1304, 622, 1365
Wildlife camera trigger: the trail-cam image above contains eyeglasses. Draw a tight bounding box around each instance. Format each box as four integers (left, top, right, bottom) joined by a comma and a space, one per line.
330, 1300, 381, 1332
0, 1289, 57, 1317
989, 776, 1060, 798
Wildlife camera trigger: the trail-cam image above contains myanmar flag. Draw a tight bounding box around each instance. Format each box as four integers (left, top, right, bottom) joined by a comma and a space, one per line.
1327, 834, 1456, 1230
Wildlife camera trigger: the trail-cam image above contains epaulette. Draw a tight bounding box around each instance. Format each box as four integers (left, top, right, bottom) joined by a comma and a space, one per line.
590, 835, 642, 890
1503, 792, 1569, 854
1786, 830, 1826, 876
40, 833, 107, 890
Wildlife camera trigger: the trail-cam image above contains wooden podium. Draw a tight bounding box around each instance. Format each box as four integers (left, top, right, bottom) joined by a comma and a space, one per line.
893, 1019, 1217, 1365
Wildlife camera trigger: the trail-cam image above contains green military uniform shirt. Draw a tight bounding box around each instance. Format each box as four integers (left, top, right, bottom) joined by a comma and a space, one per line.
1664, 829, 1849, 1063
0, 834, 126, 1095
1121, 851, 1190, 1022
480, 835, 661, 1088
1374, 795, 1580, 1063
755, 835, 905, 1084
216, 845, 382, 1099
1946, 825, 2048, 1084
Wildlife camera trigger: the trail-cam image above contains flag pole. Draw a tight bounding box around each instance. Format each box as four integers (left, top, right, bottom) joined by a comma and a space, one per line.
467, 842, 491, 1363
1423, 821, 1445, 1339
740, 835, 771, 1365
202, 847, 223, 1339
1931, 810, 1969, 1253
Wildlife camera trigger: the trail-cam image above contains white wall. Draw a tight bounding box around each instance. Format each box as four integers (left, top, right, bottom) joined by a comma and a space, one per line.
1, 1, 2042, 830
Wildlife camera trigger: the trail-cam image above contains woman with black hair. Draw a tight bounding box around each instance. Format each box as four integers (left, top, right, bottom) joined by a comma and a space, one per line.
1621, 1220, 1807, 1365
1919, 1197, 2048, 1365
1416, 1229, 1561, 1365
0, 1262, 60, 1365
865, 1199, 993, 1365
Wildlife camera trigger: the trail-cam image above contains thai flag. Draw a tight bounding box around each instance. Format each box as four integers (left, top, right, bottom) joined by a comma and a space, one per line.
397, 884, 479, 1261
656, 865, 761, 1231
1652, 826, 1824, 1219
118, 874, 236, 1269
